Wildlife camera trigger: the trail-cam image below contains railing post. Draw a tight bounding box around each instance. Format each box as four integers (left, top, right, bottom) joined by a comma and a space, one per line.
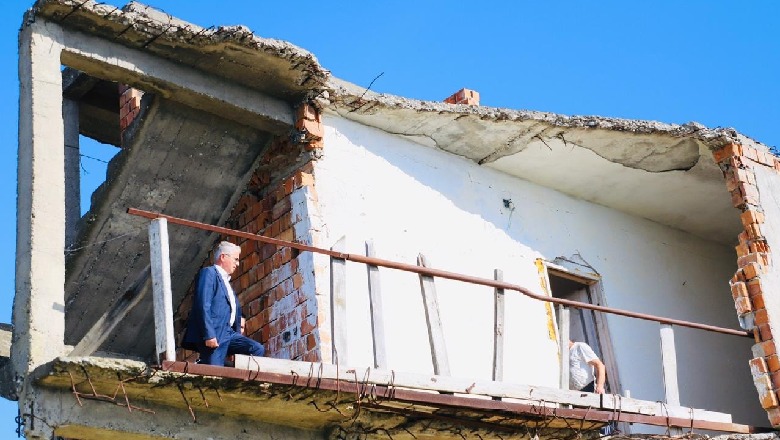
365, 241, 387, 369
558, 305, 570, 390
418, 254, 450, 376
492, 269, 505, 383
660, 324, 683, 434
148, 218, 175, 362
330, 236, 348, 365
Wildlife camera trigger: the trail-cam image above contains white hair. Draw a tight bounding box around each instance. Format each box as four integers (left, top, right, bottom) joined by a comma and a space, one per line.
213, 241, 240, 263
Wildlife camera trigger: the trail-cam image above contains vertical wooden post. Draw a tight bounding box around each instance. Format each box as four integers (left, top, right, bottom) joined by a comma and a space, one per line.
330, 236, 348, 365
149, 218, 175, 362
660, 324, 680, 404
365, 241, 387, 369
492, 269, 505, 382
558, 305, 570, 390
660, 324, 682, 435
417, 254, 450, 376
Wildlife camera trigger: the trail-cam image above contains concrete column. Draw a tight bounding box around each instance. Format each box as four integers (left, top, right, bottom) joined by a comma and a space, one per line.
64, 98, 80, 249
13, 18, 66, 393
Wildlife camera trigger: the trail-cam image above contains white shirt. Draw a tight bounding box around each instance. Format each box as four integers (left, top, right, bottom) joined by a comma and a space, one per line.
214, 265, 236, 327
569, 342, 599, 391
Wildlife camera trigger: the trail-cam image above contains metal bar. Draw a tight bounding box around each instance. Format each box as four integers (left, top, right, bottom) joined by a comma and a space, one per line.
127, 208, 751, 338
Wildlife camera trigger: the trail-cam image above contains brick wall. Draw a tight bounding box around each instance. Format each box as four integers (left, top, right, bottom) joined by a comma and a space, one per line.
175, 102, 325, 362
119, 84, 144, 135
712, 142, 780, 426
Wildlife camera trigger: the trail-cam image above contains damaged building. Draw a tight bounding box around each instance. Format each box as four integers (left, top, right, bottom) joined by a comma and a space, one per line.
6, 0, 780, 438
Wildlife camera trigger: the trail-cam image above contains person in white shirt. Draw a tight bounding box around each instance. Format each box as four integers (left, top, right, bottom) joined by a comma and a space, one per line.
183, 241, 265, 365
569, 340, 606, 394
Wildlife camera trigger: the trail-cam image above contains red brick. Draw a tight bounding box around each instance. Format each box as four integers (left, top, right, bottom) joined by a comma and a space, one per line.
753, 293, 767, 310
292, 273, 304, 289
296, 103, 320, 122
755, 340, 778, 358
756, 308, 770, 327
739, 252, 771, 268
731, 282, 749, 300
751, 357, 770, 375
748, 275, 764, 297
300, 315, 317, 335
736, 296, 753, 315
742, 209, 766, 227
768, 354, 780, 373
759, 324, 774, 341
279, 228, 294, 243
744, 262, 765, 280
772, 371, 780, 390
296, 118, 323, 140
735, 243, 750, 257
713, 143, 743, 162
295, 171, 315, 189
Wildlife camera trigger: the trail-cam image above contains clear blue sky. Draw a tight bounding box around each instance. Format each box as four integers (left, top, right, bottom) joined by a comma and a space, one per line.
0, 0, 778, 437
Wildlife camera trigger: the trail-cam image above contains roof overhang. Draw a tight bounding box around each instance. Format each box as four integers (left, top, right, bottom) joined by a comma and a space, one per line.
327, 79, 768, 245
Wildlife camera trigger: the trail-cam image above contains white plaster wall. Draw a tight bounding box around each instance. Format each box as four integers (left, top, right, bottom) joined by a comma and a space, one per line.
314, 115, 763, 426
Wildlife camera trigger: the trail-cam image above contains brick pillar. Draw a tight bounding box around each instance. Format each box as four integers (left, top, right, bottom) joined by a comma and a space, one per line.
444, 88, 480, 105
713, 143, 780, 425
118, 84, 144, 140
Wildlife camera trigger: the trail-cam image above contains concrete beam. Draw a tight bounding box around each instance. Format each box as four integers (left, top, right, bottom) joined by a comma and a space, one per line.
28, 387, 322, 440
55, 25, 294, 135
13, 19, 67, 392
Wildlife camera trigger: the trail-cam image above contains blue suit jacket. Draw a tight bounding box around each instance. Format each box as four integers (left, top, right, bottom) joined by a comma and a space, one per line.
183, 266, 241, 349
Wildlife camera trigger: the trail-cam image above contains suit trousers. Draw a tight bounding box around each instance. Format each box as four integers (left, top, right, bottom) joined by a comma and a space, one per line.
198, 329, 265, 366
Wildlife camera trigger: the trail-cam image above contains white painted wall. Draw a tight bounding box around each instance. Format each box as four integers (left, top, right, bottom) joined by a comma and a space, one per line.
314, 115, 763, 426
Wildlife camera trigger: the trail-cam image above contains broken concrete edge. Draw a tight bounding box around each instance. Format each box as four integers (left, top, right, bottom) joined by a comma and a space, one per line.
325, 77, 773, 154
26, 0, 330, 99
30, 357, 770, 435
713, 142, 780, 428
25, 1, 770, 157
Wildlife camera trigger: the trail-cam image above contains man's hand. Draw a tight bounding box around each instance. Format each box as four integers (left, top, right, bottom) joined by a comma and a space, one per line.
594, 383, 606, 394
205, 338, 219, 348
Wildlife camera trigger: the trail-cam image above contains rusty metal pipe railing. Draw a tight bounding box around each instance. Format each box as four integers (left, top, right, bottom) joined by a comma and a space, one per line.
127, 208, 752, 338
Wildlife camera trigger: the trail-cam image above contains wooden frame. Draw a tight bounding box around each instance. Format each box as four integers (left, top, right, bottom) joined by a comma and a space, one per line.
545, 265, 623, 397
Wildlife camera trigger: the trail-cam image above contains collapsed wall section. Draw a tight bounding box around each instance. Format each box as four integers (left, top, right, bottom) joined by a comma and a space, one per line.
175, 103, 327, 361
713, 143, 780, 427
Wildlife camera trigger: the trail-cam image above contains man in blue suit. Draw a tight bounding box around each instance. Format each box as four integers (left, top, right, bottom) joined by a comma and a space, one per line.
184, 241, 265, 365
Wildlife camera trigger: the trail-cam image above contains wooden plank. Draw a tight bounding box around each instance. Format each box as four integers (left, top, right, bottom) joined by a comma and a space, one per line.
148, 218, 175, 362
365, 241, 387, 369
660, 324, 680, 405
660, 324, 683, 434
330, 236, 348, 365
558, 305, 570, 390
588, 282, 623, 396
232, 356, 733, 424
492, 269, 505, 382
417, 254, 450, 376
